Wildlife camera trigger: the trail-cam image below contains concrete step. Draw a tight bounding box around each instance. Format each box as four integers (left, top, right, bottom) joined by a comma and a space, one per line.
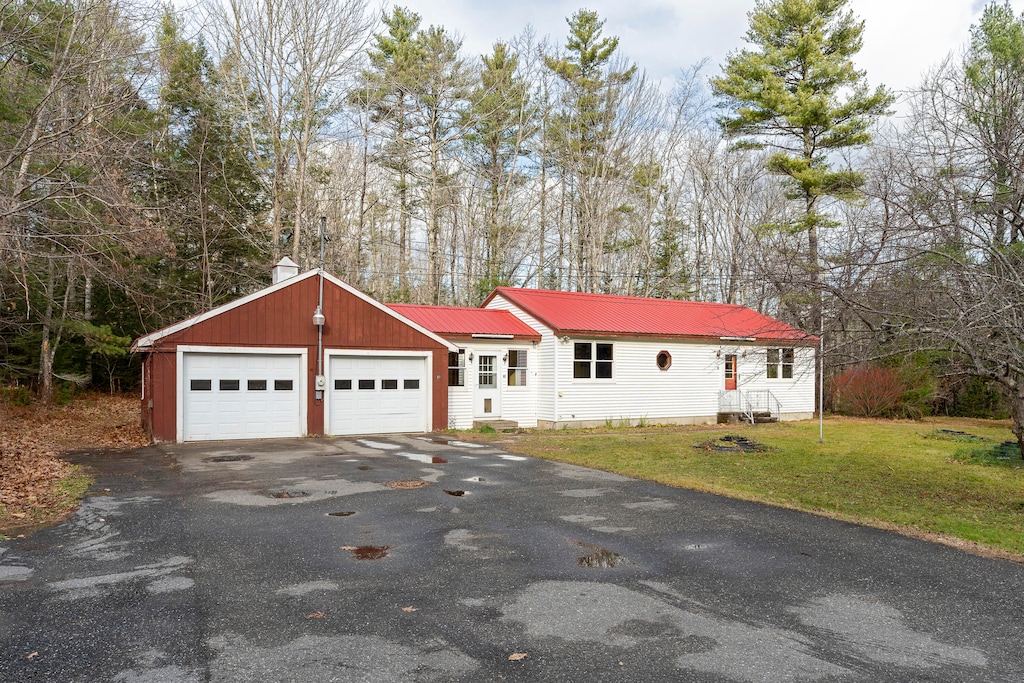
473, 419, 518, 432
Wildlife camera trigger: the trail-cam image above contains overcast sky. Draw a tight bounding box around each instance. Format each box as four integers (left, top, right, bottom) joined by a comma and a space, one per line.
394, 0, 1022, 115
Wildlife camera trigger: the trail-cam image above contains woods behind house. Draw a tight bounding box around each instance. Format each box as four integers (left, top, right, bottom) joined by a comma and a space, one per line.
2, 0, 1023, 452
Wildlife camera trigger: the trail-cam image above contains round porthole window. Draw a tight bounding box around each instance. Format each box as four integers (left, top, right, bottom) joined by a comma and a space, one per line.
656, 350, 672, 370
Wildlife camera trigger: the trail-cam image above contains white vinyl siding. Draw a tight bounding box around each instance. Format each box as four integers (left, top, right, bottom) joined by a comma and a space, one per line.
484, 295, 551, 424
550, 340, 816, 425
486, 294, 816, 426
442, 339, 539, 429
741, 346, 816, 415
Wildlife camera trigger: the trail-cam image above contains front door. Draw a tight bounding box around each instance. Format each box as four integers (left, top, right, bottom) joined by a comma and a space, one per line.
724, 354, 738, 391
475, 354, 501, 418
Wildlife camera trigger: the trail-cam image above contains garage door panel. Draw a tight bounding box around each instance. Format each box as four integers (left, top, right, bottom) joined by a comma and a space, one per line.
328, 355, 427, 435
183, 352, 303, 441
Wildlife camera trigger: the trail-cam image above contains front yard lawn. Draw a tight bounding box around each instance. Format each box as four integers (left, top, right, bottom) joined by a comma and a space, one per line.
480, 417, 1024, 560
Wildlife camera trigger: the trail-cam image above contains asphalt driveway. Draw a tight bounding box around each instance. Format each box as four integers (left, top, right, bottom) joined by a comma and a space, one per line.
1, 435, 1022, 681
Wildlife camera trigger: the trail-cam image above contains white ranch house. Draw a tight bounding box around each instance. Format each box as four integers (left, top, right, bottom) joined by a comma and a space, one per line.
393, 287, 817, 430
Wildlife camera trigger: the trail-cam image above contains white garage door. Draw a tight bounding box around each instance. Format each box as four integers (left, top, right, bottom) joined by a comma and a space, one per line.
182, 352, 304, 441
328, 355, 427, 435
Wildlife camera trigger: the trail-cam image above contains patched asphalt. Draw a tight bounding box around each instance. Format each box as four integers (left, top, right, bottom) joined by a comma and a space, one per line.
1, 435, 1022, 681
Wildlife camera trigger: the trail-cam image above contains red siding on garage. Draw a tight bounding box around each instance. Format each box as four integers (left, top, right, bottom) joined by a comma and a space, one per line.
141, 274, 449, 441
162, 276, 443, 350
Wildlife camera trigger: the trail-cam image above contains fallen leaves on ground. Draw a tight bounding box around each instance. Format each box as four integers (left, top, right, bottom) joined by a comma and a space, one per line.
1, 393, 149, 531
508, 652, 528, 661
401, 606, 418, 612
306, 611, 327, 619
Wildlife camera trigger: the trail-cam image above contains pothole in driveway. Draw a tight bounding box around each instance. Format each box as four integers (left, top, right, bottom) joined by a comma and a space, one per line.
357, 465, 373, 471
444, 489, 465, 497
571, 539, 632, 568
204, 455, 254, 463
326, 511, 356, 517
384, 480, 429, 489
342, 545, 390, 560
270, 491, 310, 499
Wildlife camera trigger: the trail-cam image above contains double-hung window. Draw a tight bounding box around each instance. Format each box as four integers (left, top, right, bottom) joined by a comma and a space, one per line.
507, 350, 527, 386
448, 350, 465, 386
766, 348, 794, 379
573, 342, 613, 379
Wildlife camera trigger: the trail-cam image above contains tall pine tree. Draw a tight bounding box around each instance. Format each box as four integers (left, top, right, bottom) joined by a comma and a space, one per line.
711, 0, 892, 331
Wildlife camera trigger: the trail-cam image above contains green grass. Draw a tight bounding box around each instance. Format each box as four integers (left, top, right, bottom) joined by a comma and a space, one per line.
486, 417, 1024, 558
54, 469, 92, 507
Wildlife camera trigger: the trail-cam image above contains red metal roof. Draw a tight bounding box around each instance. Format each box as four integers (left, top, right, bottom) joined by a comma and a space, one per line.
484, 288, 815, 343
389, 304, 542, 341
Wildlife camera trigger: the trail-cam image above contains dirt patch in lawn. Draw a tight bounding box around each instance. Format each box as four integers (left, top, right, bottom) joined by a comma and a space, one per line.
0, 394, 149, 533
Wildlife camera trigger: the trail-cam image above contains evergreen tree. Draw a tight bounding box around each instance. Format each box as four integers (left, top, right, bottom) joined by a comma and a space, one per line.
465, 41, 534, 299
412, 24, 470, 304
711, 0, 892, 331
153, 9, 268, 314
963, 1, 1024, 245
545, 9, 637, 292
353, 6, 424, 299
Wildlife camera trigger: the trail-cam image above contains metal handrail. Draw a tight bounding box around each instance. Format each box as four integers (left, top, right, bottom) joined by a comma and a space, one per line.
719, 389, 782, 423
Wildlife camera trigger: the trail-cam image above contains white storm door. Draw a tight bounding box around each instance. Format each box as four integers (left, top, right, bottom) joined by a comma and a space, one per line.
474, 354, 501, 418
328, 355, 428, 435
182, 352, 303, 441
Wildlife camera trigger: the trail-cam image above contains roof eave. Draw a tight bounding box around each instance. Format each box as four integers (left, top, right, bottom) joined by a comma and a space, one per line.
550, 330, 819, 345
132, 269, 458, 353
485, 289, 563, 333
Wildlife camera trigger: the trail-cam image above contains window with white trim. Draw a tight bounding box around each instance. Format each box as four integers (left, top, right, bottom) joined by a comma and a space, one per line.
448, 350, 465, 386
507, 350, 527, 386
573, 342, 613, 379
767, 348, 794, 379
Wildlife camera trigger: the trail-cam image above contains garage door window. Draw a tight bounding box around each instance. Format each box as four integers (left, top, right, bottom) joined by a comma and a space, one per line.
220, 380, 240, 391
382, 379, 398, 390
404, 379, 420, 389
248, 379, 267, 390
335, 379, 352, 390
190, 379, 212, 391
274, 380, 293, 390
359, 379, 375, 390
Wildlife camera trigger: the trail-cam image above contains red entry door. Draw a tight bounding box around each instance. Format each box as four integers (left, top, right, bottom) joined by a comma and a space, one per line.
724, 354, 737, 390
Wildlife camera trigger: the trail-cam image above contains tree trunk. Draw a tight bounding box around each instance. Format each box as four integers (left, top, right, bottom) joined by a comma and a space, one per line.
84, 274, 93, 388
1012, 382, 1024, 461
38, 252, 57, 403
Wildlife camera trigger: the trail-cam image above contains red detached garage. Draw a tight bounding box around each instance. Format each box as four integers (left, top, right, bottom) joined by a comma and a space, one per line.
132, 259, 454, 442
